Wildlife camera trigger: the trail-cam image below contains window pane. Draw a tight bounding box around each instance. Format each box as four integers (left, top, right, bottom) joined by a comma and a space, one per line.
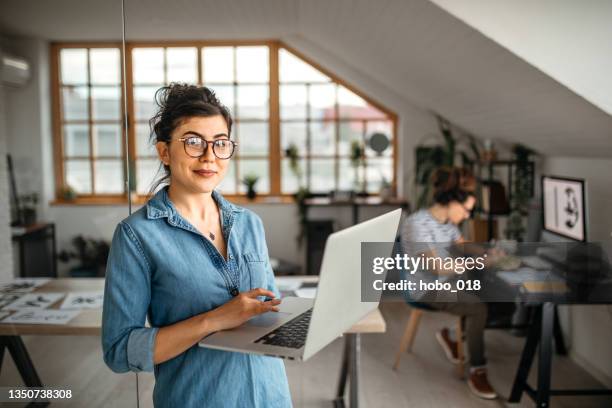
60, 49, 87, 84
217, 161, 236, 194
339, 121, 364, 156
309, 159, 334, 193
338, 86, 386, 119
236, 85, 268, 119
281, 122, 307, 154
310, 121, 335, 156
134, 86, 160, 120
282, 158, 306, 193
203, 47, 233, 83
366, 158, 393, 193
309, 84, 336, 120
94, 160, 123, 193
63, 124, 89, 157
65, 160, 92, 193
280, 84, 307, 120
338, 158, 362, 191
136, 158, 161, 194
92, 86, 120, 120
90, 48, 120, 85
167, 47, 198, 83
136, 123, 156, 157
238, 159, 269, 194
236, 46, 268, 83
133, 48, 164, 84
365, 121, 393, 157
209, 85, 235, 113
236, 122, 268, 156
62, 86, 88, 120
279, 49, 330, 83
93, 124, 122, 157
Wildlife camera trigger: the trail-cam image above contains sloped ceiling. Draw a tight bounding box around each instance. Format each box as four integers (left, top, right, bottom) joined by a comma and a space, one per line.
1, 0, 611, 157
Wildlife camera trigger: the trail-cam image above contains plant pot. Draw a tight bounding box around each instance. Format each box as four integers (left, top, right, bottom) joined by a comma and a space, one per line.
247, 188, 257, 200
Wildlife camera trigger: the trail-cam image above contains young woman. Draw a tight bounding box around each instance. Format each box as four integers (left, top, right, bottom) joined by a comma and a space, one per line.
102, 83, 292, 407
400, 167, 498, 400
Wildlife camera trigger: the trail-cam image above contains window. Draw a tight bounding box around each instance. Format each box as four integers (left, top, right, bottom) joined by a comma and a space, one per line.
54, 45, 124, 197
52, 42, 396, 202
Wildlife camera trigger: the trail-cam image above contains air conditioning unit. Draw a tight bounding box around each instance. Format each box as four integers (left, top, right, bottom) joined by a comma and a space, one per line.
1, 50, 31, 87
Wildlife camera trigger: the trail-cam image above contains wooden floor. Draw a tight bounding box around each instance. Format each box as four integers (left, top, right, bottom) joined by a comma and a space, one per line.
1, 302, 611, 407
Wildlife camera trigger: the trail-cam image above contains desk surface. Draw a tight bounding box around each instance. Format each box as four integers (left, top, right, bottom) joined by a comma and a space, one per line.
0, 277, 386, 336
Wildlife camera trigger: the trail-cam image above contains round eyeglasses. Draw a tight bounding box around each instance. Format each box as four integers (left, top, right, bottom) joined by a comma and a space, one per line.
176, 136, 237, 160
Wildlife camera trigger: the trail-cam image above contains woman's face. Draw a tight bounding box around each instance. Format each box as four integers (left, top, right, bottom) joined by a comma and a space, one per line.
447, 195, 476, 225
156, 115, 231, 194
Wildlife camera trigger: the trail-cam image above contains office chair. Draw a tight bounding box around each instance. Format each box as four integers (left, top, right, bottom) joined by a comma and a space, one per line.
393, 301, 466, 379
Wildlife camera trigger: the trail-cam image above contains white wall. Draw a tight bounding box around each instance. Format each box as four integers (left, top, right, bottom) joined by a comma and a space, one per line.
431, 0, 612, 116
543, 156, 612, 387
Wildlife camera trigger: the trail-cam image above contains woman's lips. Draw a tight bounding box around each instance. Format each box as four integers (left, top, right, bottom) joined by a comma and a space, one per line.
193, 169, 217, 178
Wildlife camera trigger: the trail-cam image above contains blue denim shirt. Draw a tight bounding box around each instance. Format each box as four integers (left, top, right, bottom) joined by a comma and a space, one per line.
102, 187, 292, 407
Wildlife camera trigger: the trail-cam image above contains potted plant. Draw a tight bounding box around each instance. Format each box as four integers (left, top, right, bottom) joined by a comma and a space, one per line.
505, 144, 536, 241
350, 140, 366, 194
241, 174, 259, 200
60, 185, 77, 201
58, 235, 111, 277
285, 143, 312, 247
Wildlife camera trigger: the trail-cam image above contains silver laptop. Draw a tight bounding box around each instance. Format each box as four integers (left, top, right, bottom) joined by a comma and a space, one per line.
198, 209, 402, 361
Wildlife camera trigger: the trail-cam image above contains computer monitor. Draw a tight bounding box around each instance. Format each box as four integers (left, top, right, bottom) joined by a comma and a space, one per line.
541, 175, 587, 242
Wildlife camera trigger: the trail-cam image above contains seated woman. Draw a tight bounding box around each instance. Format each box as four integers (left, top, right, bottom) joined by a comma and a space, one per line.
102, 83, 292, 407
400, 167, 497, 400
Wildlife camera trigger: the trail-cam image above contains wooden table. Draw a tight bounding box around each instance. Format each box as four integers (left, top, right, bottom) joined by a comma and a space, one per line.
0, 277, 385, 408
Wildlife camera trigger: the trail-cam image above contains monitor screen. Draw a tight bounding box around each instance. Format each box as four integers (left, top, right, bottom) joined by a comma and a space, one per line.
542, 176, 587, 242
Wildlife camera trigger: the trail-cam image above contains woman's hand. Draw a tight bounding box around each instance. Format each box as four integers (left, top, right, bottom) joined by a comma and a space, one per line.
205, 288, 281, 332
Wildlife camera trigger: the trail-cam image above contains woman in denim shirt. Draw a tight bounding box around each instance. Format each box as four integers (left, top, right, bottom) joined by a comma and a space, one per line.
102, 83, 292, 407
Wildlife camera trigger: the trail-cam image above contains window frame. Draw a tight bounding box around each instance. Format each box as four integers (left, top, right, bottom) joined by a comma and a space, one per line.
51, 40, 397, 205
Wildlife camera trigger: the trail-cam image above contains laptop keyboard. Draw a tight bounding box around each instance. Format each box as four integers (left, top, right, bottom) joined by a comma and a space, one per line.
255, 309, 312, 349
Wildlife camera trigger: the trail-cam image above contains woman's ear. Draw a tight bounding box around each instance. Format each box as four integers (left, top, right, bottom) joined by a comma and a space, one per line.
156, 141, 170, 166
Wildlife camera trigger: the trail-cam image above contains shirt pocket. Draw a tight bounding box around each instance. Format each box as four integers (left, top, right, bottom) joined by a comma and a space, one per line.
242, 252, 268, 290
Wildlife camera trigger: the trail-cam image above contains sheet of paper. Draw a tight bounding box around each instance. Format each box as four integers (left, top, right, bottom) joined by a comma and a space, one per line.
3, 293, 65, 311
496, 268, 556, 286
0, 294, 22, 309
295, 288, 317, 299
275, 278, 303, 292
60, 292, 104, 310
3, 309, 80, 325
0, 278, 50, 293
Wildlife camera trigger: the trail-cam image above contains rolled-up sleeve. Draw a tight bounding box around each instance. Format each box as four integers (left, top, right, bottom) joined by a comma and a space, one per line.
102, 221, 159, 373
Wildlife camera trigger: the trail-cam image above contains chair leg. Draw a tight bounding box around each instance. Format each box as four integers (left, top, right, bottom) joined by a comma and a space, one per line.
456, 317, 465, 380
393, 309, 423, 370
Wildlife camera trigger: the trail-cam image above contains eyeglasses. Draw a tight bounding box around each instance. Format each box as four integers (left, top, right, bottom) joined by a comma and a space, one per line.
176, 136, 237, 160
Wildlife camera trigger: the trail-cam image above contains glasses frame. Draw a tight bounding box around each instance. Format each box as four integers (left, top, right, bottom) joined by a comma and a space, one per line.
176, 136, 238, 160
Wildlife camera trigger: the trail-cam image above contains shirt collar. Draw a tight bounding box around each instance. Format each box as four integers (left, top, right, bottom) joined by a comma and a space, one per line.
146, 186, 243, 220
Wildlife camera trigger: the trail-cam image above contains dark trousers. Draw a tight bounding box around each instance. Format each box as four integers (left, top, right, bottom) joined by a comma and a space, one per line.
424, 293, 488, 367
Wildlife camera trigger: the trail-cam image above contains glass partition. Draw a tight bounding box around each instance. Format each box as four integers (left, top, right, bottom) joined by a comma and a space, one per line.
0, 0, 138, 406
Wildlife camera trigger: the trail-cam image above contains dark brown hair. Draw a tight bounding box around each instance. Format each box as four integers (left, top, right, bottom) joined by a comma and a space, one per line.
431, 166, 476, 205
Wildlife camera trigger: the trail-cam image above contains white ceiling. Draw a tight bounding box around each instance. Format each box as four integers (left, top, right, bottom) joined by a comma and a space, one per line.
1, 0, 611, 157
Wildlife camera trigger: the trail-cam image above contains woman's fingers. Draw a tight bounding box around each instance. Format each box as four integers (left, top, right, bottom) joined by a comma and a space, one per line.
245, 288, 275, 299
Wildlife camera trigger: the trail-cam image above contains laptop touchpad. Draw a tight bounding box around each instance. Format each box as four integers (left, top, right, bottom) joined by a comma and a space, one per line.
246, 312, 291, 327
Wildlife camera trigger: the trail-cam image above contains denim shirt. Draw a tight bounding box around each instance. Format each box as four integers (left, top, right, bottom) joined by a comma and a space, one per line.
102, 187, 292, 407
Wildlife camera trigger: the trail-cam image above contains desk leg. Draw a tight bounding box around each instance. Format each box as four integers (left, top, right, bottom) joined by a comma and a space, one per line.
349, 334, 360, 408
536, 303, 554, 408
553, 305, 567, 356
334, 334, 360, 408
0, 336, 48, 408
335, 337, 350, 407
509, 305, 542, 403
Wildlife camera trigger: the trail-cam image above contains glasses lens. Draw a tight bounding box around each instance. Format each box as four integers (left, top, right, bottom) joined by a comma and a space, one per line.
184, 136, 204, 157
213, 139, 233, 159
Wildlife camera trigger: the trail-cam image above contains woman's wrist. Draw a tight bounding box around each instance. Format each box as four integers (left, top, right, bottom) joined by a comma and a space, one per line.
198, 311, 218, 337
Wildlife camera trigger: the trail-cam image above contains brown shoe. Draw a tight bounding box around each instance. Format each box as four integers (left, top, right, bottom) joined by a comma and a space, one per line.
467, 368, 498, 399
435, 327, 460, 364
